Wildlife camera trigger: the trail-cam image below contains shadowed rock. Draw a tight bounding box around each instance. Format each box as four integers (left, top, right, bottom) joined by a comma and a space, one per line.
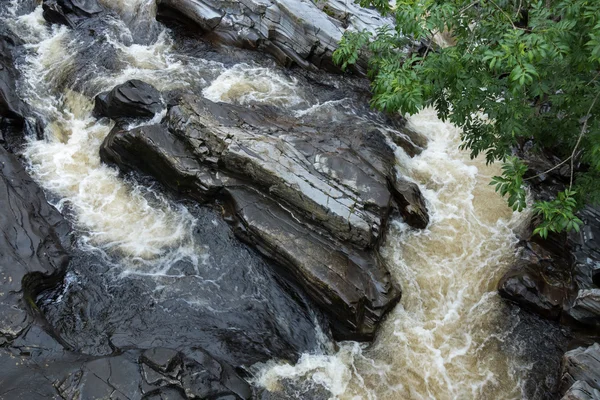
100, 92, 428, 340
0, 30, 26, 123
42, 0, 103, 28
0, 145, 70, 344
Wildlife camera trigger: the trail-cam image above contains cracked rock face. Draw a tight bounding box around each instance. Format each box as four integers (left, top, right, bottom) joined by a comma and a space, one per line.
560, 343, 600, 396
156, 0, 392, 72
100, 92, 428, 340
0, 146, 70, 344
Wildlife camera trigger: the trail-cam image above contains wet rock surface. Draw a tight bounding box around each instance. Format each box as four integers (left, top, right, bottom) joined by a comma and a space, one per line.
156, 0, 393, 72
40, 200, 326, 367
499, 147, 600, 328
0, 145, 70, 344
42, 0, 104, 28
100, 92, 426, 340
94, 79, 166, 120
560, 343, 600, 396
562, 381, 600, 400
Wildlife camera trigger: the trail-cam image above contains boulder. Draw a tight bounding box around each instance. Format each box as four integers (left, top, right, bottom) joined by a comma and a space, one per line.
560, 343, 600, 395
0, 145, 71, 344
499, 241, 571, 320
224, 186, 401, 340
94, 79, 165, 120
100, 93, 425, 339
42, 0, 103, 28
156, 0, 394, 72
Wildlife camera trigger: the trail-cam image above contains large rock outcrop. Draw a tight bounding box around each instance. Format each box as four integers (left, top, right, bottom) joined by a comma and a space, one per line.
498, 146, 600, 329
0, 145, 71, 344
156, 0, 393, 71
101, 91, 428, 340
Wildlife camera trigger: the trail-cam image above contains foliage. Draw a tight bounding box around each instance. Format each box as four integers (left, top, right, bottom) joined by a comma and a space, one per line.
533, 189, 582, 239
333, 0, 600, 236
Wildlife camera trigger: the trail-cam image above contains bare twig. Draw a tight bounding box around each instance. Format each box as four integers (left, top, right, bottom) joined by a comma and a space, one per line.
569, 90, 600, 190
524, 155, 572, 181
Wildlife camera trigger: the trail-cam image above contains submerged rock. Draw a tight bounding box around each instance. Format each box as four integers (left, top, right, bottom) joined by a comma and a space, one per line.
94, 79, 165, 120
100, 91, 426, 340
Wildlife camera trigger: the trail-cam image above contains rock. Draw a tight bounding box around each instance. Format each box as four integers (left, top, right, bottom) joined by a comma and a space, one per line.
567, 289, 600, 326
499, 241, 571, 320
560, 343, 600, 395
224, 186, 401, 340
390, 176, 429, 229
498, 147, 600, 328
42, 0, 103, 28
0, 324, 252, 399
0, 145, 71, 343
94, 79, 165, 120
156, 0, 394, 72
100, 93, 423, 339
0, 30, 26, 123
562, 381, 600, 400
41, 209, 325, 367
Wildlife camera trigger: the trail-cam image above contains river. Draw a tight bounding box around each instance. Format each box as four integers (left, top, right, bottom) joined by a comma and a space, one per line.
1, 0, 566, 398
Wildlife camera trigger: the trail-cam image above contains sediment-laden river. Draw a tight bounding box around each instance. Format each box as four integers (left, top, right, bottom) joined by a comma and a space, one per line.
1, 0, 566, 398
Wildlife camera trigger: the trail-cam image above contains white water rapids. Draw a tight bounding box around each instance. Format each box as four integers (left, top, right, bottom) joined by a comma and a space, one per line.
3, 1, 552, 398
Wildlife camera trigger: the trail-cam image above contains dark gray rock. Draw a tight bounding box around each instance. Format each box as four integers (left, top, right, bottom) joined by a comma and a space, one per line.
560, 343, 600, 395
100, 94, 425, 340
224, 186, 400, 340
0, 145, 70, 343
562, 380, 600, 400
0, 30, 26, 123
42, 0, 103, 28
0, 325, 251, 400
156, 0, 394, 72
94, 79, 165, 120
499, 241, 571, 320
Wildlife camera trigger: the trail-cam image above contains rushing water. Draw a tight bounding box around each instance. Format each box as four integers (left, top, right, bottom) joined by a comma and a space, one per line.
2, 0, 566, 398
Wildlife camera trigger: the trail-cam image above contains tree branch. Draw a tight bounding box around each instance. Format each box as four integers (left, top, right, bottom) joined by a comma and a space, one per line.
569, 90, 600, 190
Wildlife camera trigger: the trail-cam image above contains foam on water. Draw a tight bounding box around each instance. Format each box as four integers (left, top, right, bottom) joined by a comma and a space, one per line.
203, 64, 307, 107
255, 108, 529, 399
14, 7, 203, 266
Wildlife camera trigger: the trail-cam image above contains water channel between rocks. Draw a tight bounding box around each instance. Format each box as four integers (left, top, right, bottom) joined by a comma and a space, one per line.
2, 0, 566, 398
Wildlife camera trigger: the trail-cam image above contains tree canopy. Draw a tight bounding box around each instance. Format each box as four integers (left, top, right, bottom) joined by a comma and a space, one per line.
333, 0, 600, 237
